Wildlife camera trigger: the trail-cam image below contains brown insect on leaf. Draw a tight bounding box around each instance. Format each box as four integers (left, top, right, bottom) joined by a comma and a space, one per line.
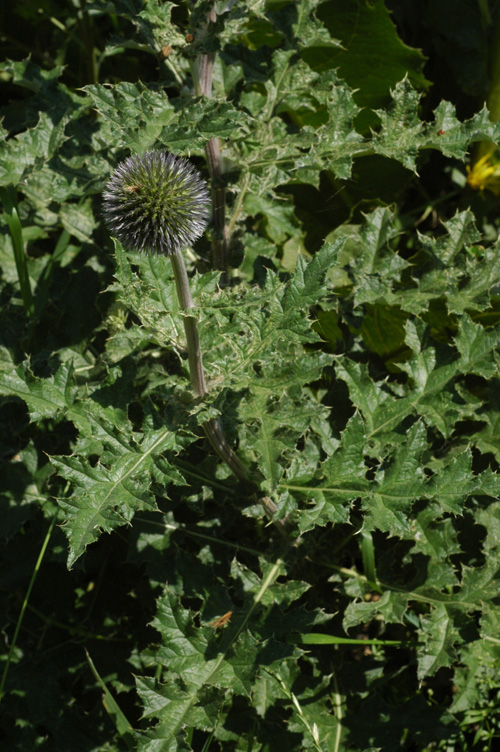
124, 184, 141, 193
185, 33, 194, 43
209, 611, 233, 628
160, 44, 173, 59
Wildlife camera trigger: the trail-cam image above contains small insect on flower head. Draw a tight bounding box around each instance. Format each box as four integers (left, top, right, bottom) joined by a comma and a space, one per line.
102, 150, 210, 256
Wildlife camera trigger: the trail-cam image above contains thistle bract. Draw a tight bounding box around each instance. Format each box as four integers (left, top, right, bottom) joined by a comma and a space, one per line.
102, 151, 210, 255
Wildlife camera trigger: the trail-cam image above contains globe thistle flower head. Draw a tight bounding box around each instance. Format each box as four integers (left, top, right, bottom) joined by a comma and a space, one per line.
102, 151, 210, 256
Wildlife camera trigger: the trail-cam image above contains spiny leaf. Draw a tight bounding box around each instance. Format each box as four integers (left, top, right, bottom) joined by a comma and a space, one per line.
136, 556, 307, 751
52, 420, 185, 568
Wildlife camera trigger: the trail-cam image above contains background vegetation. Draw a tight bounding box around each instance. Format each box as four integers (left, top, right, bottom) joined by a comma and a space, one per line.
2, 1, 500, 750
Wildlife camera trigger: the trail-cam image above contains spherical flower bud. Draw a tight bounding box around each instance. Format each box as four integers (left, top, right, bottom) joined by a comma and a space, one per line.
102, 150, 210, 256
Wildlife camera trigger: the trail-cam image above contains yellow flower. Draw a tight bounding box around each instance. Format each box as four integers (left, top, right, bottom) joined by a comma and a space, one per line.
467, 152, 500, 195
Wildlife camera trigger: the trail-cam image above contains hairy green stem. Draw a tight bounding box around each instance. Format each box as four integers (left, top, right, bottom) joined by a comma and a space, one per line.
205, 137, 229, 273
191, 3, 228, 274
183, 7, 287, 527
193, 9, 216, 99
170, 250, 207, 396
170, 251, 247, 481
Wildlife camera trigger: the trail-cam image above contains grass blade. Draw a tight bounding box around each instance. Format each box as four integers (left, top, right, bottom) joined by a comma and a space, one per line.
0, 513, 57, 705
0, 185, 35, 319
85, 650, 137, 748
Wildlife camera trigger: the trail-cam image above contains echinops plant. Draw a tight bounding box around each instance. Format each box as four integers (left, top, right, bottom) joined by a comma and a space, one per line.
103, 149, 248, 483
6, 2, 500, 749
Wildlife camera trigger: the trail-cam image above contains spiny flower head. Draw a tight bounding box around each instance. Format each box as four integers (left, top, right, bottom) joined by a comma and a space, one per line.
103, 151, 210, 255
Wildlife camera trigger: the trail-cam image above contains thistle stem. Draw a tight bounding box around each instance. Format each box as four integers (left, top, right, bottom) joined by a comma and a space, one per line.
205, 137, 229, 274
171, 251, 284, 526
170, 250, 247, 482
191, 3, 228, 275
170, 250, 207, 397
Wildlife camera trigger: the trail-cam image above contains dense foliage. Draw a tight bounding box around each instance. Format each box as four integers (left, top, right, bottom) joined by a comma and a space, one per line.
2, 1, 500, 750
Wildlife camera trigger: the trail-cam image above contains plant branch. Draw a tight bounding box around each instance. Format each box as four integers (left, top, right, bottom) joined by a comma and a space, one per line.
191, 3, 228, 274
205, 137, 229, 273
170, 251, 290, 534
170, 250, 207, 397
170, 251, 247, 481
